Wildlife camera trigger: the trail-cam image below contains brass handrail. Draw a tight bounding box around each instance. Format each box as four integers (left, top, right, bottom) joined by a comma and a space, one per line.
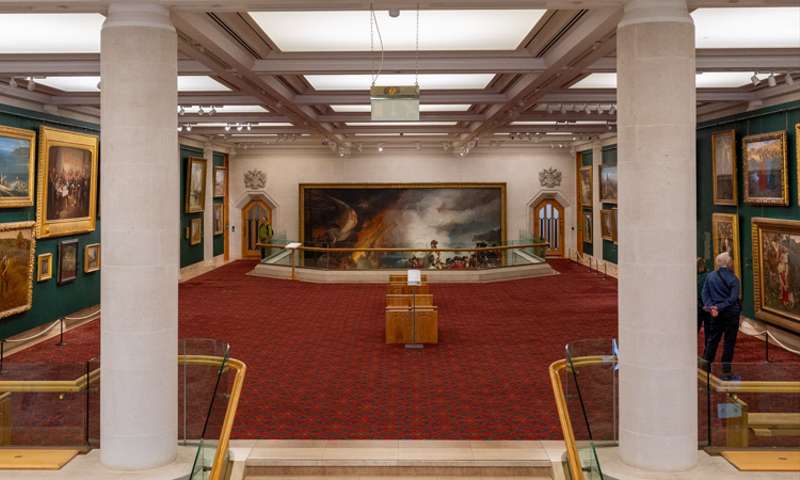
256, 242, 548, 253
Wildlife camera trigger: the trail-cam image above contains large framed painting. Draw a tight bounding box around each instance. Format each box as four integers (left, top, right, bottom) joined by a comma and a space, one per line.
583, 210, 593, 244
743, 131, 788, 206
579, 166, 592, 207
751, 217, 800, 334
711, 213, 740, 280
213, 166, 226, 198
300, 183, 506, 269
599, 165, 617, 204
711, 130, 737, 206
36, 127, 99, 238
190, 217, 203, 246
600, 209, 617, 243
185, 157, 207, 213
58, 239, 78, 285
84, 243, 100, 273
0, 221, 35, 319
0, 126, 35, 208
213, 203, 224, 235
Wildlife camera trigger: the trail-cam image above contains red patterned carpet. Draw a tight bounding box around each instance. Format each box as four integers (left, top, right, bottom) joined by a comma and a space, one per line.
8, 260, 797, 440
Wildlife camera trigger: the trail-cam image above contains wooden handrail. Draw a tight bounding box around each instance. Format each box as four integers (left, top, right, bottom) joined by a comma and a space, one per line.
256, 242, 548, 253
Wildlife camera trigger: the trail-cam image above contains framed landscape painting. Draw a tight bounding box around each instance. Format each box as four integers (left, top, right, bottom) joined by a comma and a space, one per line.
37, 253, 53, 282
579, 166, 592, 207
185, 157, 207, 213
58, 239, 78, 285
743, 131, 788, 206
600, 209, 617, 243
599, 165, 617, 204
0, 126, 35, 208
583, 210, 593, 244
711, 130, 737, 206
213, 203, 224, 235
213, 166, 226, 198
84, 243, 100, 273
711, 213, 740, 280
36, 127, 99, 238
0, 221, 35, 318
190, 217, 203, 246
751, 217, 800, 334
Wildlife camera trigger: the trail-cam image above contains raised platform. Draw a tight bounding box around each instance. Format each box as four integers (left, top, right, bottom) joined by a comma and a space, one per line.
248, 262, 558, 284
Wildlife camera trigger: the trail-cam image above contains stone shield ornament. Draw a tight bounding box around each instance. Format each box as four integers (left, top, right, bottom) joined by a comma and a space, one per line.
539, 167, 562, 188
244, 169, 267, 190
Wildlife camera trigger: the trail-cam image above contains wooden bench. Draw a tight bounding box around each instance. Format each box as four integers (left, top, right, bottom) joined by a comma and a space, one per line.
748, 412, 800, 439
386, 294, 434, 307
386, 284, 430, 295
385, 307, 438, 344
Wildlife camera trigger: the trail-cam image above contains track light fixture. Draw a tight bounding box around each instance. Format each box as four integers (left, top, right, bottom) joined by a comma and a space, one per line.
751, 72, 761, 87
224, 123, 231, 132
185, 124, 192, 132
786, 73, 795, 86
236, 123, 243, 132
560, 104, 567, 114
198, 106, 205, 116
210, 106, 217, 115
767, 73, 777, 88
8, 78, 16, 88
378, 144, 384, 153
26, 77, 35, 91
246, 122, 252, 131
585, 104, 592, 115
178, 105, 185, 116
177, 126, 183, 133
609, 104, 617, 115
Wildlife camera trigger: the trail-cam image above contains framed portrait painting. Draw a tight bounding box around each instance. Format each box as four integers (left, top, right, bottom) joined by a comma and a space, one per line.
36, 127, 99, 238
751, 217, 800, 334
711, 213, 740, 280
600, 209, 617, 243
583, 210, 593, 244
0, 221, 35, 319
58, 239, 79, 285
84, 243, 100, 273
599, 165, 617, 204
37, 253, 53, 282
743, 131, 788, 206
213, 203, 224, 235
213, 166, 226, 198
579, 166, 592, 207
190, 217, 203, 246
185, 157, 207, 213
711, 130, 737, 206
0, 126, 36, 208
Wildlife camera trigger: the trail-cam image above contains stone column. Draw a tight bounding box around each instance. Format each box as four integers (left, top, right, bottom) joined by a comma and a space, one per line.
203, 142, 214, 262
100, 2, 178, 470
616, 0, 697, 471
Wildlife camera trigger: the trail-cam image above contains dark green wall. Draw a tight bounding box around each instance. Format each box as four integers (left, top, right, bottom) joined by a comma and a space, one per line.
697, 101, 799, 319
0, 105, 101, 339
212, 151, 225, 257
601, 146, 619, 264
180, 145, 204, 268
579, 149, 593, 256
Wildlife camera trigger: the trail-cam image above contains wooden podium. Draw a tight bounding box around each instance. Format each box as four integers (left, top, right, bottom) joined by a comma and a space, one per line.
385, 271, 438, 346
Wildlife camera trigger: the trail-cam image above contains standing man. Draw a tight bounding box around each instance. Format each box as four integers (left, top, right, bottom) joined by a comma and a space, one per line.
257, 217, 273, 259
701, 252, 741, 377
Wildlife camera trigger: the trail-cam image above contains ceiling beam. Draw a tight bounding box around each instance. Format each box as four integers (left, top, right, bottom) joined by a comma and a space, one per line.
295, 91, 508, 105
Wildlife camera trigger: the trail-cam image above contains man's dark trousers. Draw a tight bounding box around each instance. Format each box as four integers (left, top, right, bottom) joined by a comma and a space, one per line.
703, 310, 739, 373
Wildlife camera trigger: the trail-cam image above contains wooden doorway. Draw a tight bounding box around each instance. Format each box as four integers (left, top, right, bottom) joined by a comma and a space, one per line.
241, 199, 272, 259
533, 198, 565, 257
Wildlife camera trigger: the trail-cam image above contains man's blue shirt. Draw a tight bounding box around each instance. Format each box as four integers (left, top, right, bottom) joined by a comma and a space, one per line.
701, 267, 740, 315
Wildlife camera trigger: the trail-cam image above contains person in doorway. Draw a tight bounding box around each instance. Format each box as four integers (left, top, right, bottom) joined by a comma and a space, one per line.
701, 252, 741, 377
257, 217, 274, 259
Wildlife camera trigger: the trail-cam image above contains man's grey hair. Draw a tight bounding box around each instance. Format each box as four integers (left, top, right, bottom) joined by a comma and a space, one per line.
715, 252, 732, 269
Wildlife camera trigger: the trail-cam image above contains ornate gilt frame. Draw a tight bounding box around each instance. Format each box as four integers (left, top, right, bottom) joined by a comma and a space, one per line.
0, 221, 35, 318
796, 123, 800, 207
84, 243, 101, 273
185, 157, 207, 213
190, 217, 203, 246
579, 166, 592, 207
751, 217, 800, 334
742, 130, 788, 206
37, 253, 53, 282
213, 203, 224, 235
599, 164, 617, 204
711, 129, 737, 206
711, 212, 740, 280
298, 183, 507, 244
600, 208, 617, 242
0, 125, 36, 208
213, 166, 227, 198
36, 126, 99, 238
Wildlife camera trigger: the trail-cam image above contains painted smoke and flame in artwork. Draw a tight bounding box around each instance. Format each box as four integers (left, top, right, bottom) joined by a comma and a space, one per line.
760, 229, 800, 322
303, 186, 503, 269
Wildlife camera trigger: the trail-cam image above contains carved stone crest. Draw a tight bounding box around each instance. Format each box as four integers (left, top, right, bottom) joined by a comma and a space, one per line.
539, 167, 562, 188
244, 169, 267, 190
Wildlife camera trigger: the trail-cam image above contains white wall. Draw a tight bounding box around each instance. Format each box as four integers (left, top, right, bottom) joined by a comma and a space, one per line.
228, 146, 575, 260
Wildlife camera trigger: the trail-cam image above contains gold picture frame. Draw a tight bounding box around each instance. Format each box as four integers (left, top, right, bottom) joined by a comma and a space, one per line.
0, 125, 36, 208
579, 166, 592, 207
711, 213, 740, 280
185, 157, 207, 213
0, 221, 36, 318
36, 127, 99, 238
600, 208, 617, 243
84, 243, 101, 273
298, 183, 507, 245
742, 130, 788, 206
213, 166, 226, 198
711, 129, 737, 206
599, 164, 617, 204
751, 217, 800, 334
582, 210, 593, 244
37, 253, 53, 282
796, 123, 800, 207
213, 203, 224, 235
190, 217, 203, 246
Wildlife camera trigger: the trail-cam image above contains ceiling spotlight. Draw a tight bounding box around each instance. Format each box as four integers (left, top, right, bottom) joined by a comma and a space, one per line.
210, 106, 217, 115
246, 123, 252, 131
585, 104, 592, 114
236, 123, 243, 132
609, 104, 617, 115
388, 8, 400, 17
767, 73, 777, 88
751, 72, 761, 87
8, 78, 17, 88
185, 124, 192, 132
178, 105, 185, 116
26, 77, 35, 91
560, 104, 567, 114
786, 73, 795, 86
198, 106, 205, 116
378, 144, 384, 153
547, 104, 555, 114
177, 126, 183, 133
224, 123, 231, 132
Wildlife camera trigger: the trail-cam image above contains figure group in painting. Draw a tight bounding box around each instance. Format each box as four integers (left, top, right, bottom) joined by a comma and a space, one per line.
46, 147, 92, 221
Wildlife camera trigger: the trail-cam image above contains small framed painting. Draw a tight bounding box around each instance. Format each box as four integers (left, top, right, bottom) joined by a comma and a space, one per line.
711, 213, 740, 280
743, 130, 788, 206
599, 165, 617, 204
711, 130, 737, 206
84, 243, 101, 273
0, 126, 36, 208
190, 217, 203, 246
213, 166, 226, 198
583, 210, 593, 244
601, 208, 617, 243
751, 217, 800, 334
37, 253, 53, 282
213, 203, 224, 235
58, 239, 79, 285
579, 166, 592, 207
185, 157, 207, 213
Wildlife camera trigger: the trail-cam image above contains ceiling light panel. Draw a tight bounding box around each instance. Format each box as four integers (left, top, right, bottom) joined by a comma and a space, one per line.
306, 74, 493, 91
36, 76, 231, 92
331, 104, 472, 112
250, 10, 545, 52
570, 72, 773, 89
0, 14, 103, 53
692, 8, 800, 48
182, 105, 269, 113
346, 121, 457, 126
